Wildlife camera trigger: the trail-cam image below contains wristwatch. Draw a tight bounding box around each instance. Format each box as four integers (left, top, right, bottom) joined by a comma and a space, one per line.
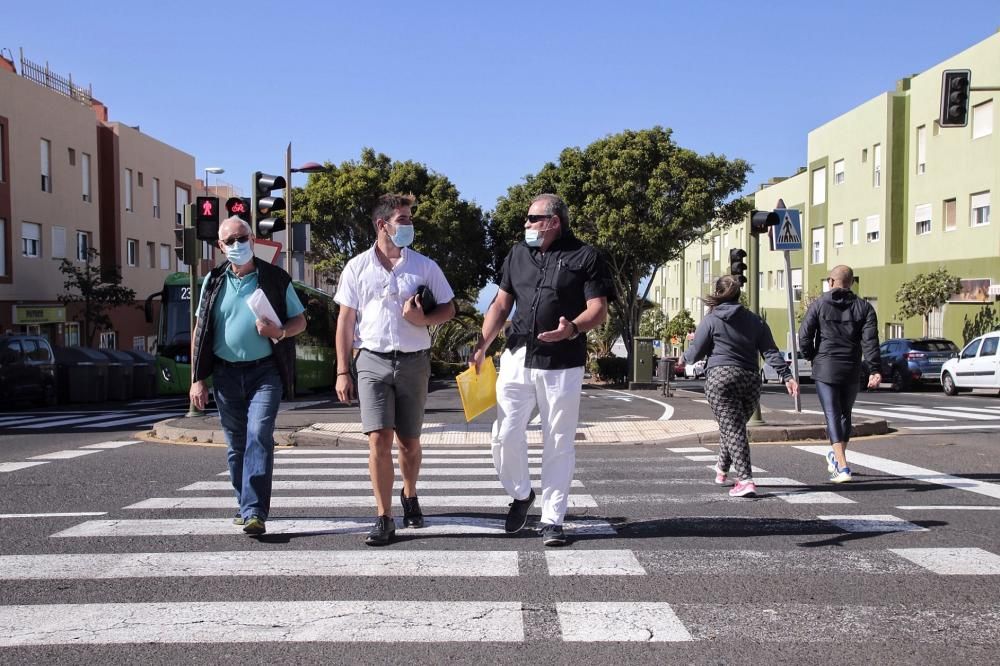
278, 328, 287, 341
567, 321, 580, 340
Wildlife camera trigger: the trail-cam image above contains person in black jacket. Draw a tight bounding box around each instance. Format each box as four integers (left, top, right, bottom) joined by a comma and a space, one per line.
684, 275, 799, 498
798, 265, 882, 483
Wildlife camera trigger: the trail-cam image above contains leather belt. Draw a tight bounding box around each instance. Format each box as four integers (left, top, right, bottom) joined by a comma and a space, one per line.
362, 348, 428, 359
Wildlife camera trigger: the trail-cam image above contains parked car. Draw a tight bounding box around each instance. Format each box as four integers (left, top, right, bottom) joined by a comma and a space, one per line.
685, 359, 706, 379
879, 337, 959, 391
762, 351, 812, 383
0, 334, 58, 407
940, 331, 1000, 396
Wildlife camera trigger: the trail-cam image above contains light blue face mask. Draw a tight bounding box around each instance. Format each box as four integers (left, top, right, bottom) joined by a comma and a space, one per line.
388, 222, 414, 248
225, 239, 253, 266
524, 227, 549, 247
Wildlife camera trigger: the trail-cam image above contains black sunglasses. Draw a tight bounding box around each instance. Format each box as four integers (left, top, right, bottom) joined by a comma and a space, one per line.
220, 234, 250, 247
526, 214, 553, 224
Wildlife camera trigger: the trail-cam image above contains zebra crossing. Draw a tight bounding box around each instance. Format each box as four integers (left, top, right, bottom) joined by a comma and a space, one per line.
792, 400, 1000, 430
2, 441, 1000, 652
0, 398, 189, 432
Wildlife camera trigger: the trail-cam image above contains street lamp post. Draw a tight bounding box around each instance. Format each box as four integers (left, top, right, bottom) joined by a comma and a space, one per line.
204, 166, 224, 195
285, 143, 330, 281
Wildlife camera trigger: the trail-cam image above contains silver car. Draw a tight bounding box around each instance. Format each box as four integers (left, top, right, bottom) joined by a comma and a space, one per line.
761, 351, 812, 383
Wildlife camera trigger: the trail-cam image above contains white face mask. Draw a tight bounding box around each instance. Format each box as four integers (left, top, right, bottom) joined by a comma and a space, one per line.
525, 225, 551, 247
225, 239, 253, 266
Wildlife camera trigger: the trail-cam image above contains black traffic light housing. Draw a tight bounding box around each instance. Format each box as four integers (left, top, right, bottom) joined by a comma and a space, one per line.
729, 248, 748, 286
252, 172, 286, 237
750, 210, 779, 235
173, 226, 196, 263
939, 69, 971, 128
194, 196, 220, 242
225, 196, 252, 224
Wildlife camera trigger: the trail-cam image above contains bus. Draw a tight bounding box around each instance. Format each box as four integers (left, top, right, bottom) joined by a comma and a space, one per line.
144, 272, 336, 396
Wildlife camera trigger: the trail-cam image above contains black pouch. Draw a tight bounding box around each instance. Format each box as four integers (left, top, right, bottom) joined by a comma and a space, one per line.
415, 285, 437, 314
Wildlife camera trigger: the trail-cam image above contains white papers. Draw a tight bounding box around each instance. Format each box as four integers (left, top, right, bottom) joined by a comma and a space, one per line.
246, 289, 282, 342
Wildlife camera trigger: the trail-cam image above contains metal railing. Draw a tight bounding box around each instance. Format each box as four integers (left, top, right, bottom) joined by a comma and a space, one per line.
19, 48, 93, 106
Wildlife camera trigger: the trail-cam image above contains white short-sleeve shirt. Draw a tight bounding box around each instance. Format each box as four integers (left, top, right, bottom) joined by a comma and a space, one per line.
334, 245, 455, 353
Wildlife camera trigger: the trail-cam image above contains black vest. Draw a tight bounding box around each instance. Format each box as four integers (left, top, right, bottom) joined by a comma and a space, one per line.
192, 258, 296, 396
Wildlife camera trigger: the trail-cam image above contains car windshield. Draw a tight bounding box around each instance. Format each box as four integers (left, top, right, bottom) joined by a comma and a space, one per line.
911, 340, 958, 352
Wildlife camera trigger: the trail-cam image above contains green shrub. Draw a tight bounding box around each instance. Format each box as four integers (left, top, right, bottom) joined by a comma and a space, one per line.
591, 356, 628, 384
431, 359, 468, 378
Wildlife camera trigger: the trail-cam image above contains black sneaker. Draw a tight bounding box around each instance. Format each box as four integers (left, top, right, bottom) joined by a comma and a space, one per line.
540, 523, 567, 547
400, 490, 425, 528
242, 515, 266, 535
504, 489, 536, 533
365, 515, 396, 546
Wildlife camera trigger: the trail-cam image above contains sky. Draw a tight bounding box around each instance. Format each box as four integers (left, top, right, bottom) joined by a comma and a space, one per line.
5, 1, 999, 308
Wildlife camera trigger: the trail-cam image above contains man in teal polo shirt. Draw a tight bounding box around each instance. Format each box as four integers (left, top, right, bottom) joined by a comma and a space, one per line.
190, 216, 307, 536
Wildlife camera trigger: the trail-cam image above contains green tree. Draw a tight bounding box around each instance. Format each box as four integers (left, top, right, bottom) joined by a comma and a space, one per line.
489, 127, 751, 368
665, 308, 696, 343
895, 268, 963, 336
58, 249, 136, 347
293, 148, 492, 300
962, 304, 1000, 345
639, 306, 668, 339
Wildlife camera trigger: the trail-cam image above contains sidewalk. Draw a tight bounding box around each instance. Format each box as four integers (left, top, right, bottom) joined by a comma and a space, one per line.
149, 381, 888, 447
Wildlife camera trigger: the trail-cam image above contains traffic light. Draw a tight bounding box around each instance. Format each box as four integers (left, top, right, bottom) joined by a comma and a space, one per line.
252, 172, 286, 237
173, 227, 196, 263
225, 196, 252, 223
729, 248, 748, 286
939, 69, 971, 128
750, 210, 779, 235
194, 196, 220, 241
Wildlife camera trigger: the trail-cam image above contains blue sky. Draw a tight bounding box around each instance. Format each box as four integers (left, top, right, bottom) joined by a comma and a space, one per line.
6, 1, 999, 307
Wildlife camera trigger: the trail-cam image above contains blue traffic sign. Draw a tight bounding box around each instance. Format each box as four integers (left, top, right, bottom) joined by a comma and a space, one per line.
772, 209, 802, 251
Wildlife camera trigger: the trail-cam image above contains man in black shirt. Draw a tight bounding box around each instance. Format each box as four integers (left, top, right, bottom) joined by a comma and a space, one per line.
470, 194, 614, 546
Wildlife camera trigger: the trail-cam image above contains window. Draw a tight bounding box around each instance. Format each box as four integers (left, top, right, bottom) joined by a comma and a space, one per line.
861, 148, 868, 162
132, 336, 146, 352
40, 139, 51, 192
76, 231, 90, 261
865, 215, 881, 243
146, 241, 156, 268
64, 322, 80, 347
51, 226, 66, 259
916, 125, 926, 174
124, 168, 133, 212
712, 236, 720, 260
0, 125, 5, 182
722, 234, 729, 249
175, 186, 188, 226
0, 219, 5, 276
850, 218, 859, 244
758, 272, 764, 289
702, 260, 710, 284
928, 307, 943, 338
811, 227, 824, 263
812, 167, 826, 205
22, 222, 41, 257
832, 223, 844, 248
137, 171, 144, 187
127, 239, 137, 267
767, 271, 773, 290
915, 204, 932, 236
152, 178, 160, 218
791, 269, 803, 302
873, 144, 881, 187
833, 159, 845, 185
159, 243, 170, 269
81, 152, 91, 202
68, 147, 76, 166
943, 198, 957, 231
776, 269, 785, 290
98, 331, 117, 350
885, 323, 903, 339
981, 337, 999, 357
971, 191, 991, 227
972, 100, 993, 139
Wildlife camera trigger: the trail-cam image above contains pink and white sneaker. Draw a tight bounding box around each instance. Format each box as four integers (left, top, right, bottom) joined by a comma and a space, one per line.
729, 479, 757, 497
713, 464, 731, 486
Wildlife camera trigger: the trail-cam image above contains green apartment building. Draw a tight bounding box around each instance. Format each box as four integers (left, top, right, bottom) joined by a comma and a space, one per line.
653, 29, 998, 357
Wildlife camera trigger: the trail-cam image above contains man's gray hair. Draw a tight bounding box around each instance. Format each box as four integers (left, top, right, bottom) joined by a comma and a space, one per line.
531, 193, 570, 232
220, 216, 252, 235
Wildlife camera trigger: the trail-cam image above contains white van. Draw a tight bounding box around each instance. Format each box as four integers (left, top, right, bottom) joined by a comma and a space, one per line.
762, 351, 812, 383
940, 331, 1000, 395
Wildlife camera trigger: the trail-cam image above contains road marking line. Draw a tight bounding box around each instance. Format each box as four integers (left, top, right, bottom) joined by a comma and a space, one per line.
903, 425, 1000, 431
181, 480, 585, 491
889, 548, 1000, 575
754, 477, 806, 486
276, 448, 529, 456
17, 414, 133, 429
638, 548, 924, 575
75, 411, 183, 428
0, 462, 49, 473
124, 495, 599, 510
0, 601, 525, 645
771, 491, 855, 504
883, 406, 1000, 421
29, 450, 101, 460
667, 447, 712, 453
275, 457, 543, 465
684, 455, 719, 461
557, 602, 693, 642
51, 516, 617, 538
817, 514, 927, 533
705, 465, 769, 474
0, 512, 106, 519
0, 550, 518, 579
895, 505, 1000, 511
605, 389, 674, 421
848, 408, 946, 422
929, 406, 1000, 415
546, 550, 646, 576
264, 467, 545, 477
80, 440, 141, 449
796, 446, 1000, 501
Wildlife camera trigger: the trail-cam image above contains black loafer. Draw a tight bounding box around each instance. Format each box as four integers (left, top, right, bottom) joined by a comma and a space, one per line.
365, 515, 396, 546
504, 489, 536, 533
400, 490, 425, 528
540, 523, 567, 547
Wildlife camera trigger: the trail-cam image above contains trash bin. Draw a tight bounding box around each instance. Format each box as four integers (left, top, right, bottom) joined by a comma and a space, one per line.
53, 346, 109, 404
124, 349, 158, 399
656, 357, 677, 382
97, 349, 135, 401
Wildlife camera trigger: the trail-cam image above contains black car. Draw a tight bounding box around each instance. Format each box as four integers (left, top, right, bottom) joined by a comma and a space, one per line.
879, 337, 959, 392
0, 334, 58, 406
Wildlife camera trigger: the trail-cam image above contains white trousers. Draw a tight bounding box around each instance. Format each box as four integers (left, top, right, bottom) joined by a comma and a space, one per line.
491, 347, 584, 526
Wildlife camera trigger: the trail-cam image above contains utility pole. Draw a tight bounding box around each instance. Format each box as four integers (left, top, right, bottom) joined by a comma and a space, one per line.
285, 142, 293, 280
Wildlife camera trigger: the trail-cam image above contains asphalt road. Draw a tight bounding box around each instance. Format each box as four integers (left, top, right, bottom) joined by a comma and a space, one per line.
2, 408, 999, 664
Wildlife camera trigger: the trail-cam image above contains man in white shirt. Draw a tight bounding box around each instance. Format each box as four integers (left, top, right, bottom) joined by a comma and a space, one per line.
334, 194, 456, 546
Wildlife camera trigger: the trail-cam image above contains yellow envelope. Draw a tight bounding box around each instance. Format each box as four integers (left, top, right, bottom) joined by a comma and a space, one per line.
455, 357, 497, 422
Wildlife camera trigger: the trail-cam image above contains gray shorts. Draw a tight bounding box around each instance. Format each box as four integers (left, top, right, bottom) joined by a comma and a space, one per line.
356, 349, 431, 438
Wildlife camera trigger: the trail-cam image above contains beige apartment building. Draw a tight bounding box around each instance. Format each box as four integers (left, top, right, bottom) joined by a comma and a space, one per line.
0, 52, 195, 350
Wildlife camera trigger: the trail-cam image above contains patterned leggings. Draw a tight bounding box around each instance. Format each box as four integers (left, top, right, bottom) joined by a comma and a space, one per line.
704, 365, 761, 481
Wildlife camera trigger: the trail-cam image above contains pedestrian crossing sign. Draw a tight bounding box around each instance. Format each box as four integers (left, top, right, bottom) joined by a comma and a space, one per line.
771, 209, 802, 251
